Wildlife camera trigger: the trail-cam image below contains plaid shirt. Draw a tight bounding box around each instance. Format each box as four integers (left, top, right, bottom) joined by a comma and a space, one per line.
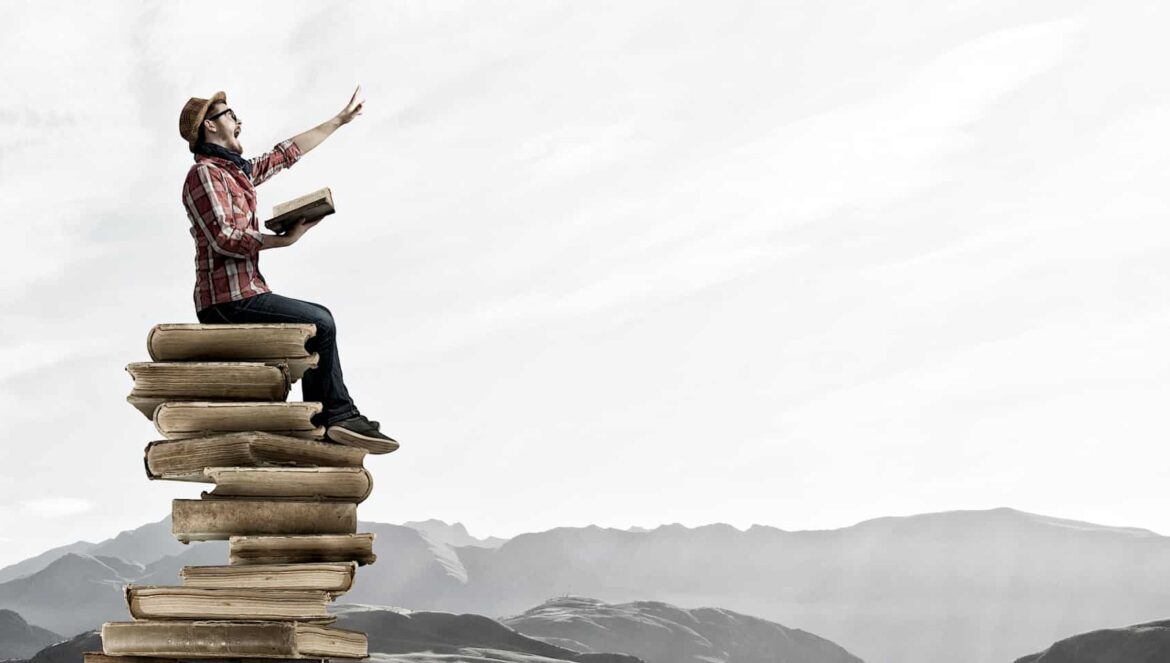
182, 139, 303, 311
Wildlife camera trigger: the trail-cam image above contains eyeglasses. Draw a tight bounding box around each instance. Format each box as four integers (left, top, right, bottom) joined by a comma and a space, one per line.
206, 108, 238, 123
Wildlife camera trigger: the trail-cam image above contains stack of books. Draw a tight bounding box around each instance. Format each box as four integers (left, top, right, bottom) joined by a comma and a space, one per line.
93, 323, 389, 661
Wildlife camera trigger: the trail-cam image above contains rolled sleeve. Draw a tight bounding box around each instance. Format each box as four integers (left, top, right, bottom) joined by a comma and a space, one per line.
249, 139, 303, 186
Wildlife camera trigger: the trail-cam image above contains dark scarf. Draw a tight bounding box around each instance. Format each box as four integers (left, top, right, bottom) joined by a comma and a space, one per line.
194, 142, 253, 177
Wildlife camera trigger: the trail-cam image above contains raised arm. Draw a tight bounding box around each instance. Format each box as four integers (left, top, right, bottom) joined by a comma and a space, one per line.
291, 86, 365, 155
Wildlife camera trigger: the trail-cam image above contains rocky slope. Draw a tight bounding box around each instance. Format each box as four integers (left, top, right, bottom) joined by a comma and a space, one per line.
334, 605, 641, 662
1014, 619, 1170, 663
503, 596, 864, 663
0, 610, 61, 659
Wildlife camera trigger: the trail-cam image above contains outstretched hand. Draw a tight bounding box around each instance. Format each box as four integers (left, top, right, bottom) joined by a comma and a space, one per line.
337, 85, 365, 125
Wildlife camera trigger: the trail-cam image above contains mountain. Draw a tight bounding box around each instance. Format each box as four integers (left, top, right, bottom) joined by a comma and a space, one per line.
503, 596, 864, 663
1013, 619, 1170, 663
333, 604, 641, 662
0, 543, 95, 586
9, 508, 1170, 663
0, 610, 61, 659
14, 631, 99, 663
403, 519, 506, 549
442, 509, 1170, 663
85, 516, 185, 565
343, 521, 475, 607
0, 516, 182, 584
0, 554, 138, 636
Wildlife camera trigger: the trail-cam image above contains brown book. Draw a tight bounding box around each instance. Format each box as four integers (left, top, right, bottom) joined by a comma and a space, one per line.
149, 323, 314, 360
153, 402, 324, 440
144, 432, 366, 481
265, 188, 334, 234
125, 585, 333, 622
181, 562, 357, 595
100, 621, 367, 659
230, 533, 376, 566
172, 500, 356, 543
85, 654, 186, 663
146, 322, 320, 381
126, 362, 291, 419
85, 653, 322, 663
201, 467, 373, 503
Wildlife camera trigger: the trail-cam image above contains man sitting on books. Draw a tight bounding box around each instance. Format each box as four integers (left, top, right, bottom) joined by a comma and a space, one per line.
177, 87, 395, 454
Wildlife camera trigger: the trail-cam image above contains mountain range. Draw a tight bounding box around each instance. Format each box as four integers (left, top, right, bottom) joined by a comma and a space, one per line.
4, 508, 1170, 663
7, 597, 860, 663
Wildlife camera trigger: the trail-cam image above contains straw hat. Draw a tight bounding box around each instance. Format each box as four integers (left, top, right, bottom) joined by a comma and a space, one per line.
178, 91, 227, 152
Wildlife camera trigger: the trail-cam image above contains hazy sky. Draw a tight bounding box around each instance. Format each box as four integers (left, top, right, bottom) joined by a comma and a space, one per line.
2, 0, 1169, 567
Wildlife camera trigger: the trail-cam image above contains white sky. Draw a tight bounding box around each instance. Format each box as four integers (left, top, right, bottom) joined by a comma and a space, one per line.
3, 0, 1170, 567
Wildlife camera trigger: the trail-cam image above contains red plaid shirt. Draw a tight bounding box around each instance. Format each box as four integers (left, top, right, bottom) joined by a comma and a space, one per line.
182, 139, 303, 311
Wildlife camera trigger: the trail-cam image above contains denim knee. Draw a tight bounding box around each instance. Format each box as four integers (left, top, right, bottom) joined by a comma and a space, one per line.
308, 309, 336, 346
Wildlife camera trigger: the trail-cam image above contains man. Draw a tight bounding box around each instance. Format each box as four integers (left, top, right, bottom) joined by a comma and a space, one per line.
177, 87, 396, 454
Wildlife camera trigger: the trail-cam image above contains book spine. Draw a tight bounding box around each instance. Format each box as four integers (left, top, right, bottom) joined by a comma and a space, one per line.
172, 500, 357, 543
101, 622, 297, 657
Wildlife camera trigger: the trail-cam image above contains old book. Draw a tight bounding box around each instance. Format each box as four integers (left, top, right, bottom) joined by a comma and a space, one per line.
126, 362, 291, 419
181, 562, 357, 594
200, 467, 373, 503
230, 533, 376, 566
124, 586, 332, 622
144, 432, 366, 481
100, 621, 367, 659
85, 654, 321, 663
172, 499, 356, 543
85, 654, 185, 663
153, 402, 324, 440
265, 188, 334, 234
146, 323, 320, 381
149, 323, 314, 360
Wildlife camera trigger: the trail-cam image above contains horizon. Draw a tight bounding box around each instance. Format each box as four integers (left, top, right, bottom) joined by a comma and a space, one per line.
7, 503, 1161, 568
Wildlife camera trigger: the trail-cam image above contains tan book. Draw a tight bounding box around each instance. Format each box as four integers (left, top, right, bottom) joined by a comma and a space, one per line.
85, 653, 322, 663
125, 585, 333, 622
201, 467, 373, 503
153, 402, 324, 440
100, 621, 367, 659
265, 188, 335, 234
145, 432, 366, 481
172, 499, 356, 543
146, 323, 320, 381
85, 654, 185, 663
230, 533, 376, 566
181, 562, 357, 595
126, 362, 291, 419
149, 323, 315, 360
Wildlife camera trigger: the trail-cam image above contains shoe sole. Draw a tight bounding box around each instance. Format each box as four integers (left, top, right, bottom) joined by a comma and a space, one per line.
326, 426, 400, 454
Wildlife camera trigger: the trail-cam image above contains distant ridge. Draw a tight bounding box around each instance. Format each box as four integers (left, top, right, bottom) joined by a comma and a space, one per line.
503, 596, 864, 663
7, 508, 1170, 663
1014, 619, 1170, 663
0, 609, 62, 659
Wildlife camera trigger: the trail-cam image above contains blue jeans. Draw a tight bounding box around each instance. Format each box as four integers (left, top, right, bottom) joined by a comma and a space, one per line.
196, 293, 360, 426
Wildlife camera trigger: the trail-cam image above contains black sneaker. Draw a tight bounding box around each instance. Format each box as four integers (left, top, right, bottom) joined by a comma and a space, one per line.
327, 414, 399, 454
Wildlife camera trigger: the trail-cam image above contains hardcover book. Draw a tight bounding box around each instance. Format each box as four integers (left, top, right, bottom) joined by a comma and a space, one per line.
229, 533, 376, 566
100, 621, 367, 659
144, 432, 365, 481
172, 499, 357, 543
265, 188, 334, 234
180, 562, 357, 595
